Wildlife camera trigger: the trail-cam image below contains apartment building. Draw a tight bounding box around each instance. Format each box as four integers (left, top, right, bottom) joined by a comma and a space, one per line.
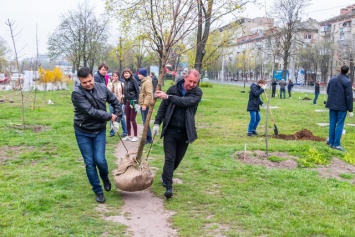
319, 4, 355, 81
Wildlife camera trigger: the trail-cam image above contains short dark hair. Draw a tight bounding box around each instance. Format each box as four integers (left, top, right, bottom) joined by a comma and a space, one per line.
341, 65, 349, 74
150, 72, 155, 76
98, 63, 108, 70
77, 67, 92, 78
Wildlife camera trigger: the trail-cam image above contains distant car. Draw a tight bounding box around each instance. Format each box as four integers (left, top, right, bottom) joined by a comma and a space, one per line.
0, 75, 11, 84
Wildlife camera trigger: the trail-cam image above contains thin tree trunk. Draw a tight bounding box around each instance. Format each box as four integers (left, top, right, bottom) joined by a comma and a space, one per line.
7, 19, 26, 129
136, 53, 167, 163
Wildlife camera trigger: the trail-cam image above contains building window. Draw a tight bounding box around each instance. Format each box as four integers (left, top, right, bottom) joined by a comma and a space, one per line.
304, 34, 312, 39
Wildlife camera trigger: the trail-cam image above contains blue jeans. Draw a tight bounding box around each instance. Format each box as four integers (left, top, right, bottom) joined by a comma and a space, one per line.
248, 111, 261, 134
280, 88, 286, 99
141, 108, 152, 142
109, 104, 127, 136
328, 110, 347, 147
75, 129, 108, 195
313, 92, 319, 104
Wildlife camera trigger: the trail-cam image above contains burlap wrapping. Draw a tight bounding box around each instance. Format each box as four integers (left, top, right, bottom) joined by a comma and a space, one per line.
114, 152, 154, 192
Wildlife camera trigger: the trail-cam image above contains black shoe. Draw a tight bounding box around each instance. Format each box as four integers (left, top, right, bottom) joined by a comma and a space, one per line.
252, 131, 258, 135
145, 140, 153, 145
103, 177, 111, 192
247, 133, 255, 137
164, 186, 173, 198
96, 193, 105, 203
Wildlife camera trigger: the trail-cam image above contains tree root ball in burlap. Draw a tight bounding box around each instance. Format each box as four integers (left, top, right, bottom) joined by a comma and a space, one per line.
114, 152, 154, 192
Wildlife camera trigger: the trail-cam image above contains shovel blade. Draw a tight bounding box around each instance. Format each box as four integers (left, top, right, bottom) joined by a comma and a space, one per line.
274, 125, 279, 135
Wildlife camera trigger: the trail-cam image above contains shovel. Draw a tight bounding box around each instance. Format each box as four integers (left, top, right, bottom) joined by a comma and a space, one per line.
264, 91, 279, 135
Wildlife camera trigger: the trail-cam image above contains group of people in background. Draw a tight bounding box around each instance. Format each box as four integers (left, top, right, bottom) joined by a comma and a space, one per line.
247, 65, 353, 153
93, 63, 158, 144
271, 79, 293, 99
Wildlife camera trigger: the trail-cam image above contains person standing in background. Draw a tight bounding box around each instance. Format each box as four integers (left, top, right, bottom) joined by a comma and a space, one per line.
279, 79, 286, 99
271, 79, 277, 98
94, 63, 109, 85
247, 79, 267, 136
138, 68, 153, 144
287, 79, 293, 98
325, 65, 353, 151
107, 71, 128, 138
313, 81, 320, 105
122, 68, 140, 142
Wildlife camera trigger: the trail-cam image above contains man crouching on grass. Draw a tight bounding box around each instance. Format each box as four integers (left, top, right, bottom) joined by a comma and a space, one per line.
152, 69, 203, 198
71, 67, 122, 203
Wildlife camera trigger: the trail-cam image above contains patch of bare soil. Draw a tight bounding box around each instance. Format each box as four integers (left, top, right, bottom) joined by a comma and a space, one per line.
314, 158, 355, 183
274, 129, 326, 141
235, 150, 298, 169
6, 124, 49, 133
234, 150, 355, 182
0, 146, 35, 162
96, 125, 177, 237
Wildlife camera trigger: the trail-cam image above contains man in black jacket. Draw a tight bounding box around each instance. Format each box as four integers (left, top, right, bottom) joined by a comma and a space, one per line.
72, 67, 122, 203
325, 65, 353, 151
152, 69, 203, 198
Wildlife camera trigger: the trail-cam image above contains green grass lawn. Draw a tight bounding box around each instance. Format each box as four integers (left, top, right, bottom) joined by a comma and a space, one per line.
0, 82, 354, 236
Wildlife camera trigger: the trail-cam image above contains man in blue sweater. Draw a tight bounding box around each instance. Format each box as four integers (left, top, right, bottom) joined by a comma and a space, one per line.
325, 66, 353, 151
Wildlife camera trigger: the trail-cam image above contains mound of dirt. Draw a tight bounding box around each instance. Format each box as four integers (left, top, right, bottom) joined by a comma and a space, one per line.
274, 129, 326, 141
235, 150, 298, 169
302, 97, 312, 100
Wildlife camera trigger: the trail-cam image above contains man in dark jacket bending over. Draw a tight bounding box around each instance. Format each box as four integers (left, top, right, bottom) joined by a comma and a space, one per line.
152, 69, 203, 198
325, 65, 353, 151
72, 67, 122, 203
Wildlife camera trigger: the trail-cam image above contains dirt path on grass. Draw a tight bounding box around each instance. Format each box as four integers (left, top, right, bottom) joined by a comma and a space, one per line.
98, 125, 178, 237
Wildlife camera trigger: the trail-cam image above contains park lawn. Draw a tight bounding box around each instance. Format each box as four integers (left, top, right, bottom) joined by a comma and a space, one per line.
0, 82, 355, 236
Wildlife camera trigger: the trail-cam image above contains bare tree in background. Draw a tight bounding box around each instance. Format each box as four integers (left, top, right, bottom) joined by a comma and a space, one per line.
316, 40, 333, 83
107, 0, 201, 161
6, 19, 26, 129
272, 0, 310, 80
194, 0, 253, 74
47, 2, 109, 71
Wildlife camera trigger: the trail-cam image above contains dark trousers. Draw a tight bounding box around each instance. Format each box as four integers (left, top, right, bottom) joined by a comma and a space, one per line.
162, 128, 189, 187
271, 87, 276, 97
280, 88, 286, 99
125, 101, 137, 136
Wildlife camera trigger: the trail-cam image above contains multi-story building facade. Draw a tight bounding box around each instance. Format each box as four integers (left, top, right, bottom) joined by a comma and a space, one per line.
319, 4, 355, 82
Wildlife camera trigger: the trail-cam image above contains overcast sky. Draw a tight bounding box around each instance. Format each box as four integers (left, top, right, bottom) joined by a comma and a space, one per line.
1, 0, 355, 59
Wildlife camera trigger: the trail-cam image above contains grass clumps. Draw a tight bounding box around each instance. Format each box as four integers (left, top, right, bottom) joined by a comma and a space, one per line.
298, 148, 329, 168
200, 82, 213, 87
267, 156, 287, 163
